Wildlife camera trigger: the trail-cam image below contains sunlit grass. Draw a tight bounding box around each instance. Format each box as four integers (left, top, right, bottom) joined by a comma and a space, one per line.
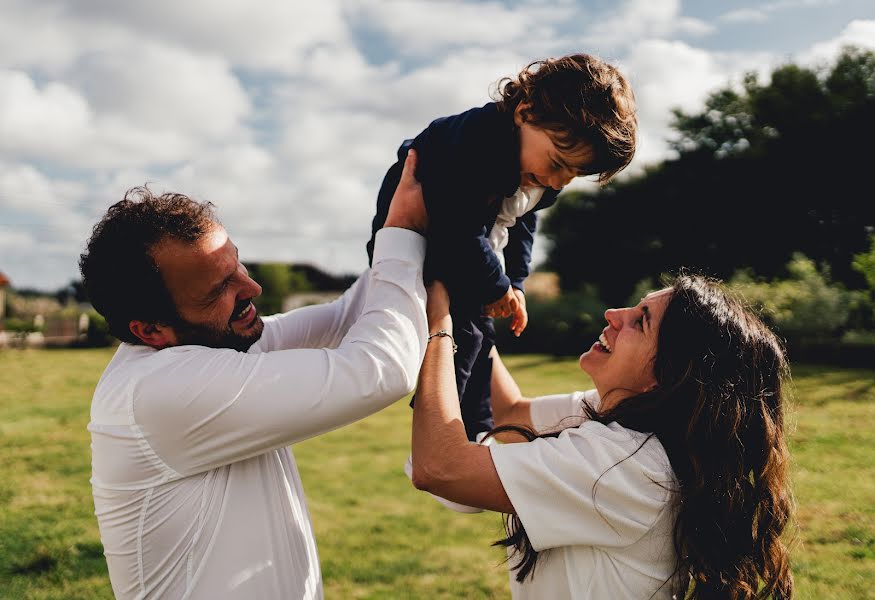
0, 349, 872, 599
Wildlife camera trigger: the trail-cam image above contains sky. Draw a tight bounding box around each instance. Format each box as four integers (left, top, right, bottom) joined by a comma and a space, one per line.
1, 0, 874, 291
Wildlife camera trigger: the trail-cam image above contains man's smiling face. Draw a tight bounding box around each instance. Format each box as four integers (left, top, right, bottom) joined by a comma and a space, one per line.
150, 225, 265, 351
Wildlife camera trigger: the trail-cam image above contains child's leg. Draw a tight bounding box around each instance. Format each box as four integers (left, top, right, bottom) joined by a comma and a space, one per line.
459, 315, 495, 441
449, 310, 483, 408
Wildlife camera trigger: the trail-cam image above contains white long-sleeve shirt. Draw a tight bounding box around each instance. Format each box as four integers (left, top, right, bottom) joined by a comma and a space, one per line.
486, 185, 545, 271
88, 228, 427, 600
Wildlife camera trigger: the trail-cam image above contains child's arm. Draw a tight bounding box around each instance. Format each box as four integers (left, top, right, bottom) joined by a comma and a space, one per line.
503, 211, 537, 292
485, 211, 536, 335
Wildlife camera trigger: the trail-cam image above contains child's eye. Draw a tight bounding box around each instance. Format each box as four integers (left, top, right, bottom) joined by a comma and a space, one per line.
551, 160, 562, 171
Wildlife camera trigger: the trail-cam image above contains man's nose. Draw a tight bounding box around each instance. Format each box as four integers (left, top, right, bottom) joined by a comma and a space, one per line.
243, 275, 262, 299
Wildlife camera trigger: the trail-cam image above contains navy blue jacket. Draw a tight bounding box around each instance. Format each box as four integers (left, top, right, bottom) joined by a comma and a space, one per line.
368, 102, 560, 306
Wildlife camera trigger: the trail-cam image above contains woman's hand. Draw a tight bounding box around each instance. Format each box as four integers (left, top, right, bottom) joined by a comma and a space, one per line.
383, 149, 428, 234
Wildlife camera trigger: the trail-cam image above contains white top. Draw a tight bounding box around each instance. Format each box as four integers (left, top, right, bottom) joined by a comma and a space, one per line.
88, 228, 427, 600
490, 390, 678, 600
487, 185, 545, 270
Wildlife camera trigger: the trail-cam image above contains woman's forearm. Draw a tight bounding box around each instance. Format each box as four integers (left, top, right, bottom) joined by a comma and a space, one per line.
410, 315, 467, 483
411, 314, 514, 513
489, 347, 534, 430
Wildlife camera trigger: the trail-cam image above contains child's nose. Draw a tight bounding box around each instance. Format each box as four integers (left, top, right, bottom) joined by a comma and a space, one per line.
551, 172, 575, 189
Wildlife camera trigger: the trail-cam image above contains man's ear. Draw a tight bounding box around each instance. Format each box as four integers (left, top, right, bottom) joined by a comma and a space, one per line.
129, 320, 178, 349
513, 102, 532, 126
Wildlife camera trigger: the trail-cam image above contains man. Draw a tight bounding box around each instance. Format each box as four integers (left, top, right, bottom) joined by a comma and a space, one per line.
82, 152, 427, 599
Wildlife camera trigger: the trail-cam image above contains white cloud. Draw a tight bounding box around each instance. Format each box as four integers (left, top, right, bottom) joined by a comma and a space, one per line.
0, 42, 251, 169
621, 40, 775, 170
0, 0, 350, 75
0, 162, 92, 288
720, 8, 769, 24
347, 0, 573, 55
583, 0, 714, 50
0, 71, 93, 161
0, 0, 871, 290
800, 19, 875, 64
719, 0, 839, 24
72, 43, 250, 140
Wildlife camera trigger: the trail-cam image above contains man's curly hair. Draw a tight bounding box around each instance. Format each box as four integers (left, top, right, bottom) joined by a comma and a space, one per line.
79, 187, 219, 344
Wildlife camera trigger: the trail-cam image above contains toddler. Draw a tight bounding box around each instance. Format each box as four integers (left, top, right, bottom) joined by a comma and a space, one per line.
367, 53, 637, 444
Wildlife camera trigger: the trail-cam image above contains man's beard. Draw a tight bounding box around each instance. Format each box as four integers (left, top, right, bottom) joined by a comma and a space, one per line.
170, 314, 264, 352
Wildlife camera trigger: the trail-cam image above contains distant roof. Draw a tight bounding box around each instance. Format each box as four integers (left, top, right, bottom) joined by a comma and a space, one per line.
0, 271, 9, 287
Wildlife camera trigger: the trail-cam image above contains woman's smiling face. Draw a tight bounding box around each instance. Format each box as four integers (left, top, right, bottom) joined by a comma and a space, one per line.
579, 288, 673, 408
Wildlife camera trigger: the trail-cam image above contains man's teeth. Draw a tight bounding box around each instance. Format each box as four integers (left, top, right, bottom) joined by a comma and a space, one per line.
233, 303, 251, 320
598, 333, 612, 353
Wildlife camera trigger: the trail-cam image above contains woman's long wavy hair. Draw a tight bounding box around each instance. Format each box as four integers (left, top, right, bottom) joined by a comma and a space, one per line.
492, 274, 794, 599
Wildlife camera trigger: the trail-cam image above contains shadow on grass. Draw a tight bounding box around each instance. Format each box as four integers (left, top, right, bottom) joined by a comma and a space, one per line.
10, 549, 57, 576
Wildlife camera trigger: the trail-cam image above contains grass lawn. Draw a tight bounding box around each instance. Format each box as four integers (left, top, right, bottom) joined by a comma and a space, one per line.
0, 348, 873, 599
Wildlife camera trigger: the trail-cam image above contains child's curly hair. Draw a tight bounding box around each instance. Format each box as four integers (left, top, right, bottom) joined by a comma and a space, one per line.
494, 54, 637, 183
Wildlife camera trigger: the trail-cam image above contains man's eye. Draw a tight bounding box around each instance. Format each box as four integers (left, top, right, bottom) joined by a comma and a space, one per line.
635, 317, 644, 329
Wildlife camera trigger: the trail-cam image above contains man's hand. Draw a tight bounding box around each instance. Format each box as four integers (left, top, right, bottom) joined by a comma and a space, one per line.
509, 288, 528, 337
383, 149, 427, 235
484, 287, 519, 320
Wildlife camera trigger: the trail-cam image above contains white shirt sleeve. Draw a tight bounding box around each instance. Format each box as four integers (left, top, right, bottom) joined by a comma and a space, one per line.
132, 227, 428, 477
489, 420, 673, 551
529, 389, 600, 433
253, 271, 370, 353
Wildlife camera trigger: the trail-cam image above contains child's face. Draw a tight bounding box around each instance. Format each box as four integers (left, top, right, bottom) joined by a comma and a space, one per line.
515, 104, 594, 190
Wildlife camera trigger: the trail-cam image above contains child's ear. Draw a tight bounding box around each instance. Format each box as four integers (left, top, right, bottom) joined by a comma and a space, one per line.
513, 102, 532, 126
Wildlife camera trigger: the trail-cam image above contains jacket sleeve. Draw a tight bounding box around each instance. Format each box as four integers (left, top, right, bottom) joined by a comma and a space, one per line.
503, 210, 537, 292
408, 109, 514, 305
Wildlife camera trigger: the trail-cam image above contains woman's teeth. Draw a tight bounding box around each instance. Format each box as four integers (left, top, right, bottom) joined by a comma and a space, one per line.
598, 333, 612, 353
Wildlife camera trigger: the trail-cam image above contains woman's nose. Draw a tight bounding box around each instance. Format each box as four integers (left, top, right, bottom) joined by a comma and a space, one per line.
604, 308, 623, 328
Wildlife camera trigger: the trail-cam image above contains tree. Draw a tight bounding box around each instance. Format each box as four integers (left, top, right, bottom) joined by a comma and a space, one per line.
542, 47, 875, 305
246, 263, 311, 315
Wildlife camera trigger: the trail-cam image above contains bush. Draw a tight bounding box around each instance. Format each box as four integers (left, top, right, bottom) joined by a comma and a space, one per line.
3, 317, 37, 334
729, 253, 852, 346
83, 311, 114, 347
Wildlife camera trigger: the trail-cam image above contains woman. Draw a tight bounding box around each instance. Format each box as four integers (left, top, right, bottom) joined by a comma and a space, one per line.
411, 277, 794, 599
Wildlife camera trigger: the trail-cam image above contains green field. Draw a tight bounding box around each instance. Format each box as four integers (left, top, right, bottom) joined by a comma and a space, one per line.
1, 349, 873, 599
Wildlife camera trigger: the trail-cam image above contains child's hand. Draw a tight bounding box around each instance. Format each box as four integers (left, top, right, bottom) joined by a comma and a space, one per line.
484, 287, 519, 320
509, 289, 527, 337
